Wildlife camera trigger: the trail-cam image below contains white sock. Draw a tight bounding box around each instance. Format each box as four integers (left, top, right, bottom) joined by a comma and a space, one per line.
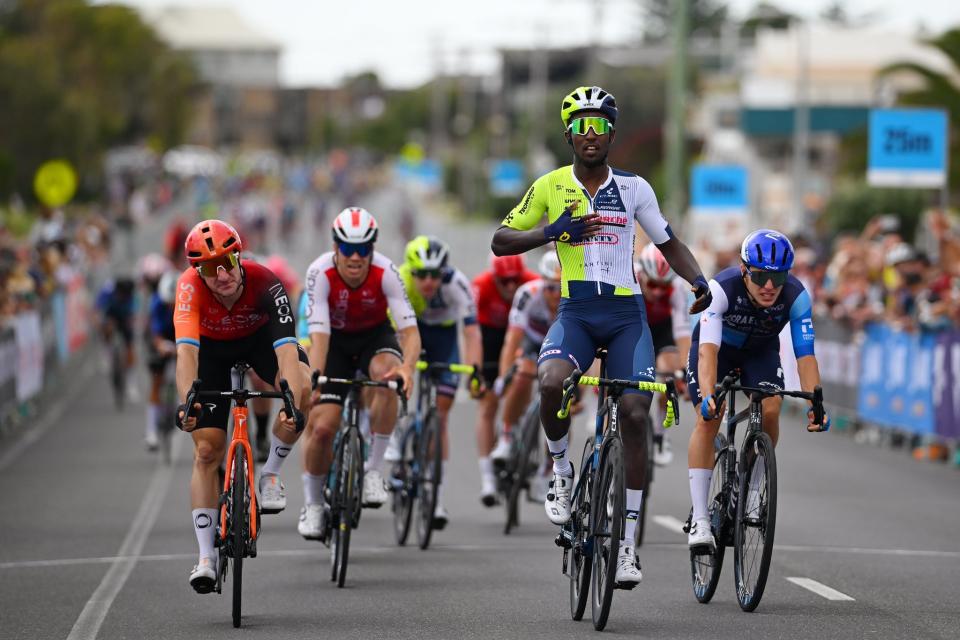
261, 433, 291, 477
302, 472, 326, 505
547, 433, 572, 477
368, 433, 391, 474
689, 468, 713, 521
192, 508, 218, 562
146, 404, 158, 439
622, 489, 644, 544
478, 456, 494, 482
437, 461, 448, 506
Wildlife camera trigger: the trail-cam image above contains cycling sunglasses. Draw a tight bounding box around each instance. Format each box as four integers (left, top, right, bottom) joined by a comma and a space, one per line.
567, 116, 613, 136
746, 267, 789, 288
337, 241, 374, 258
412, 268, 443, 280
195, 252, 240, 278
496, 276, 523, 286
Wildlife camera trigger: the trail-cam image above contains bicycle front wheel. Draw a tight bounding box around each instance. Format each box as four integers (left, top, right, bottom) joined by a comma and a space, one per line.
591, 436, 624, 631
415, 411, 442, 550
392, 422, 415, 546
569, 438, 593, 621
734, 432, 777, 612
504, 402, 540, 534
691, 434, 730, 604
333, 428, 361, 588
230, 443, 247, 628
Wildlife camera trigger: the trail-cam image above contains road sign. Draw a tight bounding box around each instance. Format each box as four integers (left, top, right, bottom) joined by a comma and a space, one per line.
488, 159, 524, 197
33, 159, 78, 208
867, 108, 948, 188
690, 164, 749, 213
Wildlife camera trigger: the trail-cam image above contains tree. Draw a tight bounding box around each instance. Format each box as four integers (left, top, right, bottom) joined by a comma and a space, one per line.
739, 2, 796, 40
641, 0, 729, 43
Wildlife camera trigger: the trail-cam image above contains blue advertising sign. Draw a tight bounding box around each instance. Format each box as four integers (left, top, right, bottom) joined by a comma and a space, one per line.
690, 165, 749, 212
488, 159, 524, 197
857, 323, 934, 434
394, 158, 443, 192
867, 108, 948, 188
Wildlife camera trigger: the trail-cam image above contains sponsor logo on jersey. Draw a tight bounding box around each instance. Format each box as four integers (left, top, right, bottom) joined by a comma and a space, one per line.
571, 233, 619, 246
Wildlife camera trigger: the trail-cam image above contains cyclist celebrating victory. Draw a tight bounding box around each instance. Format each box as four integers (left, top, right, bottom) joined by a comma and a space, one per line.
686, 229, 829, 552
491, 85, 712, 586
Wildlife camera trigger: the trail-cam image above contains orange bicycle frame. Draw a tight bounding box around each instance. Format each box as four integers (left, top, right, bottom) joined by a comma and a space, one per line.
220, 404, 259, 541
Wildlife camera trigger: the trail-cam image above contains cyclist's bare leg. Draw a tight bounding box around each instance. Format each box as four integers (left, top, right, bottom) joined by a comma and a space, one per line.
270, 360, 312, 446
761, 395, 782, 446
501, 357, 536, 430
190, 428, 227, 508
538, 358, 576, 474
688, 413, 723, 469
437, 394, 454, 460
367, 351, 402, 475
620, 394, 653, 489
303, 404, 340, 477
475, 391, 497, 457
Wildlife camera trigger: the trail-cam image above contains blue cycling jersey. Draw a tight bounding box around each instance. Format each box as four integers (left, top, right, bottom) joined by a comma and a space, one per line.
148, 294, 175, 341
95, 282, 137, 321
692, 267, 815, 358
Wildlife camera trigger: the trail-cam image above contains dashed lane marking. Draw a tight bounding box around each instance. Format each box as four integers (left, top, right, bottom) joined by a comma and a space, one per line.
653, 514, 687, 535
786, 577, 856, 601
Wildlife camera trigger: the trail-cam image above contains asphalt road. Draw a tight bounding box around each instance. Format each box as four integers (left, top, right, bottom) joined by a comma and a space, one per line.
1, 185, 958, 639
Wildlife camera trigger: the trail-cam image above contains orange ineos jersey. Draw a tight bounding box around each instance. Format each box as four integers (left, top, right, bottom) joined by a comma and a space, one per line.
173, 260, 298, 348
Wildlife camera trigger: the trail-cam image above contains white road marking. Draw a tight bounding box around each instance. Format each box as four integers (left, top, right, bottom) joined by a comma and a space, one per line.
0, 359, 95, 472
786, 577, 856, 601
653, 514, 687, 535
66, 436, 183, 640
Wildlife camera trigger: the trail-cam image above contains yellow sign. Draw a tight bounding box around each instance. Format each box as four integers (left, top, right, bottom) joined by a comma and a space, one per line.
34, 159, 78, 208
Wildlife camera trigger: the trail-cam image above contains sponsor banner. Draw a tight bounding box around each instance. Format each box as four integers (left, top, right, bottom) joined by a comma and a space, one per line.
488, 159, 525, 197
932, 330, 960, 441
0, 324, 17, 415
14, 311, 44, 402
857, 323, 934, 434
690, 164, 749, 212
812, 316, 860, 416
65, 274, 91, 353
867, 108, 949, 188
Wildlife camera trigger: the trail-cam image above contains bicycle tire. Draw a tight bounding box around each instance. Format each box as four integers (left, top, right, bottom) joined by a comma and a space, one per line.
734, 432, 777, 612
504, 402, 540, 534
569, 439, 593, 621
347, 427, 364, 529
231, 443, 246, 628
691, 434, 730, 604
111, 342, 125, 410
591, 436, 624, 631
336, 429, 360, 588
635, 415, 654, 547
392, 422, 415, 546
416, 410, 442, 550
330, 432, 347, 583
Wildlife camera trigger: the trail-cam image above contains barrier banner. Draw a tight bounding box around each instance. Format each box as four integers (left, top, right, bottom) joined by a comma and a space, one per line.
14, 311, 44, 402
0, 324, 17, 416
932, 331, 960, 440
65, 274, 91, 353
813, 316, 860, 416
858, 323, 935, 434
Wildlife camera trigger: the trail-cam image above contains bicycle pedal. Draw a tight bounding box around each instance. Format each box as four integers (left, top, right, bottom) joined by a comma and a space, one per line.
615, 580, 640, 591
555, 532, 573, 549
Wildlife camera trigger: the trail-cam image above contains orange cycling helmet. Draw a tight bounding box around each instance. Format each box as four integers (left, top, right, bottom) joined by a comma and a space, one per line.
184, 220, 242, 265
490, 253, 526, 279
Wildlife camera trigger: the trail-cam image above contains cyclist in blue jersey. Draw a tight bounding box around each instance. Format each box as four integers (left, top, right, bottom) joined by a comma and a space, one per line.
686, 229, 830, 551
144, 271, 178, 450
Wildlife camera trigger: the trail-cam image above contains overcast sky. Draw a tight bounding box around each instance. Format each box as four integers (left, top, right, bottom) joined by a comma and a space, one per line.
114, 0, 960, 87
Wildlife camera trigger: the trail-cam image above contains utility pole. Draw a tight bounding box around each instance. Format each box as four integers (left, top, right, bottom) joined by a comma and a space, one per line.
792, 21, 811, 230
665, 0, 689, 218
430, 35, 448, 158
527, 24, 549, 169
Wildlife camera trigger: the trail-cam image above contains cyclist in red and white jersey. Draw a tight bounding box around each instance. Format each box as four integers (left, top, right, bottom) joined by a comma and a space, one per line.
299, 208, 420, 539
635, 242, 692, 465
472, 254, 538, 505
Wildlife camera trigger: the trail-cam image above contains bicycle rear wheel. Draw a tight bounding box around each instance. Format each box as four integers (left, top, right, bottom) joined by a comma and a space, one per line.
568, 439, 593, 621
691, 434, 730, 604
391, 423, 415, 546
415, 411, 442, 550
734, 432, 777, 612
591, 436, 624, 631
504, 403, 539, 534
230, 444, 247, 628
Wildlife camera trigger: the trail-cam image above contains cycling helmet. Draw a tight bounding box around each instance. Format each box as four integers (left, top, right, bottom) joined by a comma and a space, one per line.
265, 255, 300, 294
405, 235, 449, 270
636, 243, 675, 283
331, 207, 378, 244
164, 219, 190, 259
560, 86, 618, 128
740, 229, 794, 271
138, 253, 171, 283
113, 276, 136, 297
184, 220, 242, 265
490, 253, 526, 279
537, 251, 561, 280
157, 271, 178, 305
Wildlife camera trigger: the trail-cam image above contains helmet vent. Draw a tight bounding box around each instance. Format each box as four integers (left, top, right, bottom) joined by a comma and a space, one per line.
205, 237, 215, 252
754, 243, 763, 263
770, 242, 777, 264
584, 87, 593, 100
223, 237, 237, 249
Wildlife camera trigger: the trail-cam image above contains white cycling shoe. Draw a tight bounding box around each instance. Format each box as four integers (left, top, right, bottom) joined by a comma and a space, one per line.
189, 557, 217, 594
384, 428, 403, 463
362, 470, 388, 508
258, 474, 286, 514
615, 544, 642, 588
687, 517, 716, 553
544, 470, 574, 525
298, 503, 326, 540
490, 437, 512, 462
432, 504, 449, 530
480, 474, 498, 507
653, 435, 673, 467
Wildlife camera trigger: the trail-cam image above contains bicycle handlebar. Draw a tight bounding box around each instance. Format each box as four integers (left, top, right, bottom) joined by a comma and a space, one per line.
416, 360, 483, 394
556, 369, 680, 429
712, 372, 826, 428
182, 378, 304, 432
311, 370, 408, 416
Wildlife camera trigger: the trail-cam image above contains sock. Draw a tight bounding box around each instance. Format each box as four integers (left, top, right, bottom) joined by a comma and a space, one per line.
368, 433, 390, 474
622, 489, 644, 544
255, 412, 270, 444
501, 420, 512, 437
547, 433, 572, 477
436, 461, 448, 506
689, 468, 713, 521
261, 433, 292, 477
146, 404, 158, 439
478, 456, 494, 482
303, 472, 326, 506
192, 508, 218, 562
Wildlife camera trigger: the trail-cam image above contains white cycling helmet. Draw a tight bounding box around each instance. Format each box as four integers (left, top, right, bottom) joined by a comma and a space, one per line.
636, 243, 675, 283
157, 271, 178, 305
138, 252, 171, 283
331, 207, 379, 244
538, 251, 561, 280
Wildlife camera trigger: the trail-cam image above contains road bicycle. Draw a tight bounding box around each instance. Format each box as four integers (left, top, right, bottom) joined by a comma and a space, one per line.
686, 371, 824, 612
498, 366, 544, 535
183, 366, 301, 627
555, 349, 679, 631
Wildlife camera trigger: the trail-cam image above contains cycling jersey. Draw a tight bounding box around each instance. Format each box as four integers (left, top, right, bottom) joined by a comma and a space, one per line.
472, 269, 539, 329
173, 260, 297, 350
509, 280, 556, 344
399, 264, 477, 328
503, 166, 674, 298
148, 294, 176, 342
694, 267, 815, 357
304, 251, 416, 335
643, 282, 692, 342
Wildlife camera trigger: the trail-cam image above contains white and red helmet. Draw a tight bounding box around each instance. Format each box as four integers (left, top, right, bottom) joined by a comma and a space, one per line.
331, 207, 378, 244
635, 243, 674, 284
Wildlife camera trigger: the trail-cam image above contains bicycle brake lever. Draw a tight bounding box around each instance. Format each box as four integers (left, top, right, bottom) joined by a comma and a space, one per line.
812, 385, 825, 428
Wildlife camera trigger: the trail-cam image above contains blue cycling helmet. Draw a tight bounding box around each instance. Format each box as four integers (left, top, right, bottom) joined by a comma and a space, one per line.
740, 229, 794, 271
